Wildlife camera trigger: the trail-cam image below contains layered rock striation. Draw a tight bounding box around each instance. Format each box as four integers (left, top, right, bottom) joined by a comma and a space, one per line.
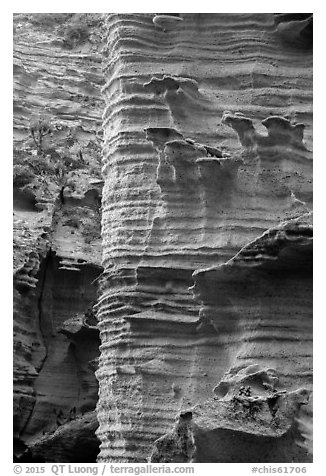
96, 13, 312, 462
151, 214, 313, 461
13, 12, 313, 463
13, 14, 104, 462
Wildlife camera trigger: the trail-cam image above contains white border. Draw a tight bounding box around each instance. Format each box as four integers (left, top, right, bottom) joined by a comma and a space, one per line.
3, 4, 322, 474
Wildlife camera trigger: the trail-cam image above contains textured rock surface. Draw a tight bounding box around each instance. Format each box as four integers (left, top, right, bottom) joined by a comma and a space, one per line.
13, 12, 313, 464
96, 13, 312, 462
13, 14, 104, 462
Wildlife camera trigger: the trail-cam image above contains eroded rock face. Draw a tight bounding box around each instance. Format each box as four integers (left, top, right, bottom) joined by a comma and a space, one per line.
13, 14, 104, 462
97, 13, 312, 462
188, 215, 312, 462
14, 12, 313, 463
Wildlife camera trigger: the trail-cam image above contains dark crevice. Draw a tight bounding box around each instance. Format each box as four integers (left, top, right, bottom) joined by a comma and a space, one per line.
18, 249, 53, 442
274, 13, 312, 24
267, 395, 280, 418
59, 186, 65, 207
35, 249, 53, 374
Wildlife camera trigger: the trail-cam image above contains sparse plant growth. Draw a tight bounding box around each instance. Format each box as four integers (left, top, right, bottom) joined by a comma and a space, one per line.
57, 13, 102, 49
231, 386, 263, 419
26, 119, 96, 189
62, 24, 90, 49
14, 13, 103, 47
30, 118, 52, 155
27, 13, 74, 28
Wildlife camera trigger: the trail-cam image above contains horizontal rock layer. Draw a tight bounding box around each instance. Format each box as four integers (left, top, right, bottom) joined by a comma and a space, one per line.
13, 14, 104, 462
151, 215, 312, 462
97, 13, 312, 462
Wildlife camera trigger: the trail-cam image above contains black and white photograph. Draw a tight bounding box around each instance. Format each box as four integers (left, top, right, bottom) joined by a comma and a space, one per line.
11, 5, 314, 472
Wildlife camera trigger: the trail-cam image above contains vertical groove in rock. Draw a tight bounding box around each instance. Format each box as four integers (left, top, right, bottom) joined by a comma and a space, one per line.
97, 13, 312, 462
18, 249, 52, 439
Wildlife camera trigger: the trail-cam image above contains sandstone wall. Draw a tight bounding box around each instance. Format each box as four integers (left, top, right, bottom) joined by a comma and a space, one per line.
13, 13, 104, 462
97, 13, 312, 462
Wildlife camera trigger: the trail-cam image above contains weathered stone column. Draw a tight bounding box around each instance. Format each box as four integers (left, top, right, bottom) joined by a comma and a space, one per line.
97, 13, 312, 462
